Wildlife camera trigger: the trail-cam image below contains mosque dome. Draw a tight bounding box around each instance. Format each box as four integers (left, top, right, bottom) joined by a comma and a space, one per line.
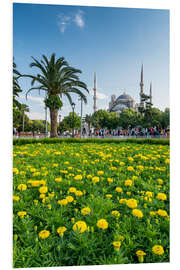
109, 90, 137, 114
116, 92, 134, 101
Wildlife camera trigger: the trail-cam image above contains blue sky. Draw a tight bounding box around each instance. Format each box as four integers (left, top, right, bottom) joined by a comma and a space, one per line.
13, 3, 169, 121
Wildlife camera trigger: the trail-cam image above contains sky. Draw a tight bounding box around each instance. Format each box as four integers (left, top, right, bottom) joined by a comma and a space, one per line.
13, 3, 169, 121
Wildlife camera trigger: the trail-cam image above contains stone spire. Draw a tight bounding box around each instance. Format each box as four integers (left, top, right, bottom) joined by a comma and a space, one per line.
150, 82, 152, 105
93, 72, 97, 113
139, 64, 144, 108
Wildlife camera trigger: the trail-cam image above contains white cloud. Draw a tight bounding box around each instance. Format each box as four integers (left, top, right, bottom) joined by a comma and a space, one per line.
74, 10, 84, 28
27, 111, 50, 121
89, 90, 108, 100
97, 92, 108, 100
19, 95, 44, 106
57, 10, 85, 33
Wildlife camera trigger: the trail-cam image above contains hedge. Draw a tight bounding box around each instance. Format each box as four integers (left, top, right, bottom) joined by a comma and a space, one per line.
13, 137, 169, 146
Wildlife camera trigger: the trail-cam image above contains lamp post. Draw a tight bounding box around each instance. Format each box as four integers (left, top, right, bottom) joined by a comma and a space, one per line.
44, 106, 48, 137
78, 97, 83, 138
71, 102, 75, 138
59, 114, 61, 137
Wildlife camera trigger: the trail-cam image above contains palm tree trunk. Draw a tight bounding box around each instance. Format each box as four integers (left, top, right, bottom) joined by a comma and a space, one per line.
50, 108, 58, 137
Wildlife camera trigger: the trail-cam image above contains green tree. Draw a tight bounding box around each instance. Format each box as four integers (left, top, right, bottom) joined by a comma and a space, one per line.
27, 120, 50, 133
85, 114, 93, 130
63, 112, 81, 131
22, 54, 89, 137
160, 108, 170, 128
119, 109, 138, 129
91, 110, 109, 129
19, 104, 30, 132
106, 112, 119, 130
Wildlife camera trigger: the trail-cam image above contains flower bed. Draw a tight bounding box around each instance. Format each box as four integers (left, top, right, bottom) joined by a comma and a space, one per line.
13, 142, 169, 267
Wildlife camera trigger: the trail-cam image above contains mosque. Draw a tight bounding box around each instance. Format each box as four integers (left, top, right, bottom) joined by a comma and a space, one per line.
93, 65, 153, 115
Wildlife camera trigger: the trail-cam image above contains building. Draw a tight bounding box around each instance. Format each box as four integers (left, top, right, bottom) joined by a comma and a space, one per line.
108, 65, 152, 115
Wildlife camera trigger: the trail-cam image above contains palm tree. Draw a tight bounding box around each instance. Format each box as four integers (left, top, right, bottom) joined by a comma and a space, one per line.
21, 54, 89, 137
13, 61, 22, 108
20, 104, 29, 132
85, 114, 93, 131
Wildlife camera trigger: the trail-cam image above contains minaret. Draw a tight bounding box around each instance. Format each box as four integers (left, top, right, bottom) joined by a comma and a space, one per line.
150, 82, 152, 106
140, 64, 144, 108
93, 72, 97, 112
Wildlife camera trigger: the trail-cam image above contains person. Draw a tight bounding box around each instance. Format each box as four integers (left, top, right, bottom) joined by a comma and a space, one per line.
101, 129, 104, 138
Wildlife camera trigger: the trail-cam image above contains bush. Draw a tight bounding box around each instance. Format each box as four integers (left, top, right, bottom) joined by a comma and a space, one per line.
13, 137, 169, 146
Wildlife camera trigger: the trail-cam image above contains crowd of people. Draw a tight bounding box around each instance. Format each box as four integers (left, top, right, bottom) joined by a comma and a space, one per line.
85, 126, 170, 138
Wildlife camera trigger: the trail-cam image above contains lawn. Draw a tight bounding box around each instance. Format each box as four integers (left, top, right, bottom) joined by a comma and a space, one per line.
13, 142, 169, 267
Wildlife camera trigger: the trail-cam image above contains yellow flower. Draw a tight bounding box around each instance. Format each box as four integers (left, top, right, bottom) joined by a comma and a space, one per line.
13, 195, 20, 201
68, 187, 77, 193
145, 191, 153, 198
39, 186, 48, 194
13, 168, 19, 175
124, 180, 133, 187
34, 200, 39, 205
64, 161, 69, 165
132, 209, 143, 218
74, 175, 83, 180
75, 190, 83, 196
152, 245, 164, 255
111, 166, 117, 171
19, 171, 26, 175
30, 168, 36, 173
156, 193, 167, 201
73, 221, 87, 233
165, 159, 169, 164
136, 250, 146, 263
137, 165, 144, 171
119, 198, 127, 204
127, 166, 134, 171
42, 171, 48, 176
17, 211, 27, 217
157, 209, 168, 217
32, 172, 40, 177
111, 210, 120, 217
92, 176, 100, 184
71, 217, 75, 223
87, 175, 92, 179
113, 241, 121, 252
115, 187, 123, 193
57, 226, 67, 237
149, 211, 156, 216
119, 162, 125, 166
97, 170, 104, 176
106, 194, 112, 198
47, 204, 52, 209
40, 194, 45, 199
17, 184, 27, 191
126, 192, 131, 196
66, 196, 74, 203
53, 163, 58, 167
126, 199, 137, 208
97, 219, 108, 230
58, 199, 68, 205
39, 230, 50, 239
55, 177, 62, 183
81, 207, 91, 215
107, 177, 113, 183
157, 178, 163, 185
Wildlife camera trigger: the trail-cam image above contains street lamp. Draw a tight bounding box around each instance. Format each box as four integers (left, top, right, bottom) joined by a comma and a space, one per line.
71, 102, 76, 138
59, 114, 61, 137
